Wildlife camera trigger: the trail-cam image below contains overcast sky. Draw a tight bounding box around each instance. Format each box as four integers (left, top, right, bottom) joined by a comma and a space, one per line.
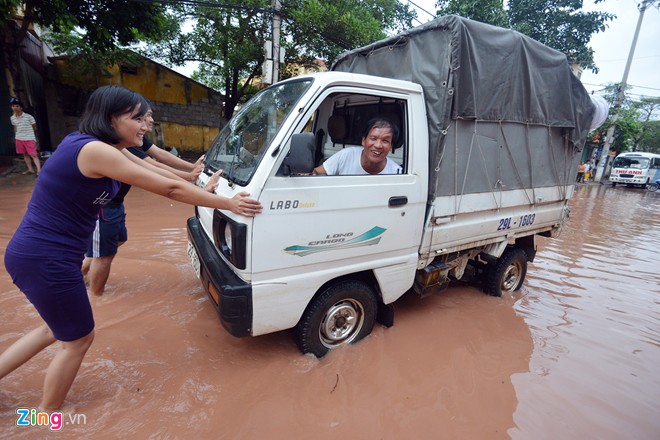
406, 0, 660, 99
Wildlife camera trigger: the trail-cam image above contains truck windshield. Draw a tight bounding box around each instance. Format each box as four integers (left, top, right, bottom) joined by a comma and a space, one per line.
205, 78, 313, 185
612, 157, 650, 169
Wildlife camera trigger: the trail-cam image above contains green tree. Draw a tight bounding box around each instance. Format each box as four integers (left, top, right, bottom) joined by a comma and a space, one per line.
283, 0, 416, 65
631, 97, 660, 153
636, 120, 660, 154
594, 83, 642, 154
435, 0, 614, 73
44, 32, 144, 90
0, 1, 167, 101
434, 0, 508, 27
142, 0, 415, 119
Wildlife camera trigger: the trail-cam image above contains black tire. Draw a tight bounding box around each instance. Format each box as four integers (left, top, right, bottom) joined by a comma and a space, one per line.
611, 182, 617, 187
485, 248, 528, 297
647, 183, 658, 192
295, 280, 377, 358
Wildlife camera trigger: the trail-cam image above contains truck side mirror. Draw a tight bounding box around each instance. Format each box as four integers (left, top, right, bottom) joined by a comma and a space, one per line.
278, 132, 316, 176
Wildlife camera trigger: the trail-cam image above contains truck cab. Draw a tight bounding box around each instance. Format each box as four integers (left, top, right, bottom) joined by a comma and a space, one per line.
187, 73, 429, 356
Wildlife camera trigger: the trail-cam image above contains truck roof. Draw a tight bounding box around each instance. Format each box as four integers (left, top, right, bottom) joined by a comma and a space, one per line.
333, 15, 594, 150
333, 15, 595, 200
283, 71, 424, 96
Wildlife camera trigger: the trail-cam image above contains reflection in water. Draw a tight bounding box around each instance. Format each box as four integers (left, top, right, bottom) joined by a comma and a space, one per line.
0, 180, 658, 438
511, 184, 660, 439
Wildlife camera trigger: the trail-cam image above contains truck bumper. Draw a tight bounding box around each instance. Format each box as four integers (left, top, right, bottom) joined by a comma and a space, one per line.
186, 216, 253, 337
610, 176, 646, 184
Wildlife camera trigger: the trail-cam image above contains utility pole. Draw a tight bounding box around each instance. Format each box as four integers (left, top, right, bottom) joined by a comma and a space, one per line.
271, 0, 282, 84
594, 0, 652, 182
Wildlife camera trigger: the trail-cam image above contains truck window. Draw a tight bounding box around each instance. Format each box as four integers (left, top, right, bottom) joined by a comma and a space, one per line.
302, 93, 407, 176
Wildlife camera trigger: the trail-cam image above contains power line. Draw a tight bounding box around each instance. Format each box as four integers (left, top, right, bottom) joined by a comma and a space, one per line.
403, 0, 436, 19
400, 0, 436, 26
595, 55, 659, 63
583, 81, 660, 92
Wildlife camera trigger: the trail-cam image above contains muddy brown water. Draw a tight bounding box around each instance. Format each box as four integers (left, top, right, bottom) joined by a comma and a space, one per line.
0, 175, 658, 439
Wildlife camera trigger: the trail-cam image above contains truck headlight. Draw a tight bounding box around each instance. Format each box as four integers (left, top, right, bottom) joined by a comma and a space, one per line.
224, 223, 233, 252
212, 210, 247, 269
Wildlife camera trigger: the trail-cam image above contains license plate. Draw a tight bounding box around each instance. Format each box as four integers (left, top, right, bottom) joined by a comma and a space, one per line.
187, 241, 201, 278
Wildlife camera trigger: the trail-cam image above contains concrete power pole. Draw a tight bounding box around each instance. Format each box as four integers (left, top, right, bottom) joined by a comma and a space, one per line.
594, 0, 652, 182
272, 0, 282, 84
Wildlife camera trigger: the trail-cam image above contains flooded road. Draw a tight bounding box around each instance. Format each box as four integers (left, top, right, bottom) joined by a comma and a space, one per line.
0, 175, 658, 439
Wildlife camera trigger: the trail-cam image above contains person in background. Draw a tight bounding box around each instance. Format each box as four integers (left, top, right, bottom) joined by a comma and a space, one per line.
10, 99, 41, 175
584, 161, 592, 182
81, 111, 204, 296
312, 117, 402, 175
141, 117, 205, 181
0, 85, 262, 411
576, 162, 587, 183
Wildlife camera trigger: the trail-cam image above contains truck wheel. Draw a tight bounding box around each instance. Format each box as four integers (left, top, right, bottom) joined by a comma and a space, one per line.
295, 280, 377, 358
485, 248, 527, 297
611, 182, 617, 187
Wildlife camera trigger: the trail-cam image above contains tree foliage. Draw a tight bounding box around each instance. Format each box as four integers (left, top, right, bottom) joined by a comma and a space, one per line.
44, 31, 144, 90
636, 120, 660, 154
434, 0, 508, 27
141, 0, 415, 119
0, 0, 168, 100
591, 84, 660, 154
435, 0, 614, 73
631, 97, 660, 153
283, 0, 416, 64
16, 0, 167, 51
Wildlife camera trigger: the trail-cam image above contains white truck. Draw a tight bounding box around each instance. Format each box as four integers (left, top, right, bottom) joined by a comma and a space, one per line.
186, 16, 597, 357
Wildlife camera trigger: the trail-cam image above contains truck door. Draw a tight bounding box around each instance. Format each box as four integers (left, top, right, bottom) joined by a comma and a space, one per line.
251, 88, 427, 292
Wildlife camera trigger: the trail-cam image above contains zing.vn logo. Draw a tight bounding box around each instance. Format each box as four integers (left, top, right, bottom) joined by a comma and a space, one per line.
16, 408, 87, 431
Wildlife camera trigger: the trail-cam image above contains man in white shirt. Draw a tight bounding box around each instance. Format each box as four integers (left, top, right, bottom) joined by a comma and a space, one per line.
10, 99, 41, 175
313, 117, 402, 175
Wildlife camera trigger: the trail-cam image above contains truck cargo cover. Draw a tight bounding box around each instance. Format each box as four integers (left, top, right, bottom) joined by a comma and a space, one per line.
332, 15, 595, 199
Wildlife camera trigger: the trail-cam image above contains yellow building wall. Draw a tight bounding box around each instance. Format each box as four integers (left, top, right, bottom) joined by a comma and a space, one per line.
158, 122, 220, 152
53, 57, 224, 153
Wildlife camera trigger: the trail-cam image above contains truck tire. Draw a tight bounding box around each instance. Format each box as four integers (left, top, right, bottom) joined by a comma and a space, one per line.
295, 280, 377, 358
485, 248, 527, 297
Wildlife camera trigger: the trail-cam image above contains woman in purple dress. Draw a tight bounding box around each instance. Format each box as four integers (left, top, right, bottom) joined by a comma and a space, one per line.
0, 85, 262, 410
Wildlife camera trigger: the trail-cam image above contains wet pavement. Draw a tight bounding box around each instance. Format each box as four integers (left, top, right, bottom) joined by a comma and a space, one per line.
0, 174, 658, 439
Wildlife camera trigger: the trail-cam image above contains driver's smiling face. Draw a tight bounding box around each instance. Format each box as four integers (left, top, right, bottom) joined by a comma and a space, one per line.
361, 126, 393, 168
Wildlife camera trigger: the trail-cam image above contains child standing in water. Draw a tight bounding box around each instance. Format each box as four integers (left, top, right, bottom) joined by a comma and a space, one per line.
10, 99, 41, 175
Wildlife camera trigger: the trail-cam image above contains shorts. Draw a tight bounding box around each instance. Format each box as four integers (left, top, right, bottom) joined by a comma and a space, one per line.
86, 204, 127, 258
4, 251, 94, 341
16, 140, 37, 156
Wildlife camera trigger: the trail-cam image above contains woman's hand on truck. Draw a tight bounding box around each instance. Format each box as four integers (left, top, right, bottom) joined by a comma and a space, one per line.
205, 170, 222, 192
204, 170, 262, 217
230, 193, 262, 217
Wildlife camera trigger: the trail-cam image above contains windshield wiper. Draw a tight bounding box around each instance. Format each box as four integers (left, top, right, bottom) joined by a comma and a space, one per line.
224, 135, 243, 186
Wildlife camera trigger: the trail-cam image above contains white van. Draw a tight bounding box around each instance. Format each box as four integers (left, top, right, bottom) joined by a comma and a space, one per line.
609, 152, 660, 187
